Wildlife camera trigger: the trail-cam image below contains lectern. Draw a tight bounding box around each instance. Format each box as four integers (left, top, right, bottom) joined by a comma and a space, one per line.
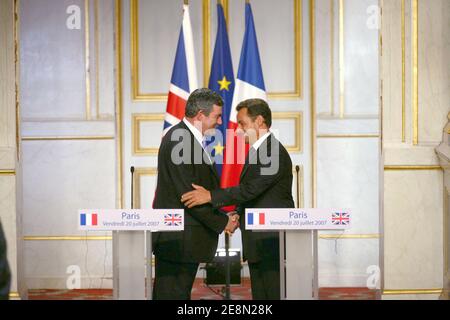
245, 208, 351, 300
78, 209, 184, 300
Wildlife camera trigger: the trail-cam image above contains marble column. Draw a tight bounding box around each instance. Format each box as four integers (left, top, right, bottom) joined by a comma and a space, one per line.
381, 0, 450, 299
0, 0, 26, 300
436, 113, 450, 300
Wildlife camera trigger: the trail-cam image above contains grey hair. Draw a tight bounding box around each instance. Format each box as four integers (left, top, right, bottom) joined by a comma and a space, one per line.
185, 88, 224, 117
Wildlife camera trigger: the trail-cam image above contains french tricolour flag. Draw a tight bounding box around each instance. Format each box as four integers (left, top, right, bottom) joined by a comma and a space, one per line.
221, 2, 267, 191
163, 4, 198, 136
247, 212, 265, 226
80, 213, 98, 226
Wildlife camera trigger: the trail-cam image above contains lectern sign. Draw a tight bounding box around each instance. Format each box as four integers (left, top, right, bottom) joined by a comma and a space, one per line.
78, 209, 184, 231
245, 208, 352, 230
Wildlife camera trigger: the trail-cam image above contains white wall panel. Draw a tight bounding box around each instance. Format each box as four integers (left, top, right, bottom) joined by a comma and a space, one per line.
20, 0, 87, 120
344, 0, 379, 116
22, 140, 115, 236
25, 240, 113, 289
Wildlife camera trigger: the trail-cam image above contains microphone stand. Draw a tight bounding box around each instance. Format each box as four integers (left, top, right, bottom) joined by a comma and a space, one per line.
130, 166, 135, 210
225, 231, 231, 300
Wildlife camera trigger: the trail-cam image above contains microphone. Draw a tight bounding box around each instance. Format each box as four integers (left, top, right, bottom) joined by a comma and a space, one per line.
130, 166, 135, 209
295, 165, 300, 208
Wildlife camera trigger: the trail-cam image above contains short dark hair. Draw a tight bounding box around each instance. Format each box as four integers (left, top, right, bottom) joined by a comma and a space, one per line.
236, 98, 272, 128
185, 88, 224, 117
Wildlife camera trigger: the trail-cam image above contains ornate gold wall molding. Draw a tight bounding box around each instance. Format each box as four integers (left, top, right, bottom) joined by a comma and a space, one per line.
132, 114, 164, 155
0, 170, 16, 176
9, 292, 20, 299
310, 0, 317, 207
85, 0, 91, 120
22, 136, 115, 141
24, 236, 112, 241
319, 233, 380, 239
130, 0, 212, 101
412, 0, 418, 145
317, 134, 379, 139
94, 0, 100, 119
401, 0, 405, 142
115, 0, 123, 209
273, 112, 303, 153
133, 167, 158, 209
268, 0, 302, 99
384, 165, 442, 171
338, 0, 344, 118
382, 288, 443, 295
130, 112, 302, 156
130, 0, 302, 101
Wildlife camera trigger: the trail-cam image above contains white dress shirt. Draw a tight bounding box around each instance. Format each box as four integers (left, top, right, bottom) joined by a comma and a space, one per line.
252, 131, 271, 151
182, 118, 213, 164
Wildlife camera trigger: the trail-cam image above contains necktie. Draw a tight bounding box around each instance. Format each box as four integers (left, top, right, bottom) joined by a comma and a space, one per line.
202, 138, 213, 165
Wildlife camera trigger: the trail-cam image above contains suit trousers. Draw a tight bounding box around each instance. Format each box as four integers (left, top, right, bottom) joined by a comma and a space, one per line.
153, 257, 199, 300
248, 259, 280, 300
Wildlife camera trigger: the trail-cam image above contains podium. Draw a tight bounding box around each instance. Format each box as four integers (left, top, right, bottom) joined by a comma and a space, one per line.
78, 208, 349, 300
78, 209, 184, 300
245, 208, 351, 300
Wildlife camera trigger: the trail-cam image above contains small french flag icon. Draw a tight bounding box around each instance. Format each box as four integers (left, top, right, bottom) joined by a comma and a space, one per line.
248, 212, 265, 225
80, 213, 98, 226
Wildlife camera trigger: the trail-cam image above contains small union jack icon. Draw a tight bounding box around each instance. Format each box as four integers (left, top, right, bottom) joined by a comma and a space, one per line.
164, 213, 183, 226
332, 212, 350, 225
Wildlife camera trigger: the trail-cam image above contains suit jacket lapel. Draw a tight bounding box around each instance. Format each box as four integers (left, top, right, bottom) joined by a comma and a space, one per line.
240, 147, 257, 180
179, 121, 220, 183
209, 163, 220, 183
240, 134, 273, 181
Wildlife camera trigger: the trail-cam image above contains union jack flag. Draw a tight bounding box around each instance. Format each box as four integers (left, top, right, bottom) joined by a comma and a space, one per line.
331, 212, 350, 225
162, 4, 197, 136
164, 213, 183, 226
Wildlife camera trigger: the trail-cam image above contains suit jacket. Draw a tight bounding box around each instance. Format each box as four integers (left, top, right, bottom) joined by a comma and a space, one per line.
211, 134, 294, 263
153, 121, 228, 263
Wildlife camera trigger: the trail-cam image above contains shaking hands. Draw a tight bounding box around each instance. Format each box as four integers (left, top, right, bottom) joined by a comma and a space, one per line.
181, 184, 240, 235
224, 211, 240, 236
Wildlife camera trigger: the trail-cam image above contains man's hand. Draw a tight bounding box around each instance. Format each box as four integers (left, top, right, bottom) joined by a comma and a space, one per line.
224, 214, 240, 236
181, 184, 212, 208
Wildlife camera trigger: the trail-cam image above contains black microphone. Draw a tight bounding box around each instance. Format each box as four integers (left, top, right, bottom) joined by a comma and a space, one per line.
295, 165, 300, 208
130, 166, 135, 209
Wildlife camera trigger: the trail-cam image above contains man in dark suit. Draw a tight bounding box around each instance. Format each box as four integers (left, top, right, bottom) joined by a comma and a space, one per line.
152, 88, 239, 300
0, 220, 11, 300
181, 98, 294, 300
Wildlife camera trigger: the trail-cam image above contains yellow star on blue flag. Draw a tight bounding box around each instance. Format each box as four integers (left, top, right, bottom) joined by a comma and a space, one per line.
217, 76, 232, 91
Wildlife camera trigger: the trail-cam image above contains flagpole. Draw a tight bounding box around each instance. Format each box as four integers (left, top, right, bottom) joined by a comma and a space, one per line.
215, 0, 231, 300
211, 0, 232, 300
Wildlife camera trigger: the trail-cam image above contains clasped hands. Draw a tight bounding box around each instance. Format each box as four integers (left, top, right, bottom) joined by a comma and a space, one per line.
181, 184, 240, 235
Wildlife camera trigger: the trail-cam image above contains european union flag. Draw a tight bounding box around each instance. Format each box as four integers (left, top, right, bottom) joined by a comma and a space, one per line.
207, 3, 235, 176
